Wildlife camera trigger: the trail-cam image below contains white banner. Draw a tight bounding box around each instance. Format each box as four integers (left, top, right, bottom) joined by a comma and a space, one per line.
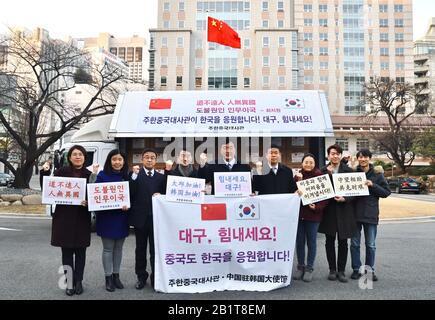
214, 172, 252, 198
166, 175, 205, 204
42, 176, 86, 206
153, 194, 300, 293
296, 174, 335, 206
332, 172, 369, 197
87, 182, 130, 211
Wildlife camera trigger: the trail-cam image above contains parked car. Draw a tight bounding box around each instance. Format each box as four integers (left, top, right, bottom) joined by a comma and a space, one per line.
387, 177, 421, 194
0, 173, 14, 187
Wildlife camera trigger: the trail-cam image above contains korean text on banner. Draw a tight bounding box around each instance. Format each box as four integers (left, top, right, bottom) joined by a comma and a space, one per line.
296, 174, 335, 206
42, 176, 86, 206
153, 194, 300, 293
87, 181, 130, 211
166, 175, 205, 204
214, 172, 252, 198
332, 172, 369, 197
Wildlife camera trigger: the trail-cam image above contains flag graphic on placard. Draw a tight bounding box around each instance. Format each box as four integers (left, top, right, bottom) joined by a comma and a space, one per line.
201, 203, 227, 221
235, 199, 260, 220
149, 99, 172, 110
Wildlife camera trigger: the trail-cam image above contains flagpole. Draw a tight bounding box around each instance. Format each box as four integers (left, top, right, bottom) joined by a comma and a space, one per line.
205, 11, 209, 91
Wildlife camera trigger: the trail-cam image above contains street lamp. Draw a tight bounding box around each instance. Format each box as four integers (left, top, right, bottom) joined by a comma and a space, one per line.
391, 164, 396, 177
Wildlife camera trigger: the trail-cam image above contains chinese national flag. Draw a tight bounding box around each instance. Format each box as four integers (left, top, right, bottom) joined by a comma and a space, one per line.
149, 98, 172, 110
201, 203, 227, 221
207, 16, 241, 49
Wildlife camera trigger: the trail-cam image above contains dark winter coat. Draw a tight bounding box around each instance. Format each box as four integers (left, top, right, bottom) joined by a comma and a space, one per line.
354, 164, 391, 225
253, 164, 298, 195
294, 168, 328, 222
318, 163, 358, 239
165, 164, 199, 178
95, 170, 130, 239
51, 166, 92, 248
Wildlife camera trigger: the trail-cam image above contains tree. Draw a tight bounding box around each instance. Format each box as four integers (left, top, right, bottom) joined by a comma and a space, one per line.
413, 127, 435, 164
0, 30, 127, 188
361, 77, 432, 174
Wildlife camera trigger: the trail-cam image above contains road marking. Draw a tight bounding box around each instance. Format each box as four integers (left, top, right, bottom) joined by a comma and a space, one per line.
0, 227, 22, 231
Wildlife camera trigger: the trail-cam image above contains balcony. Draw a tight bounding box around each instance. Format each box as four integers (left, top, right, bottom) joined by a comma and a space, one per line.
414, 65, 429, 74
414, 54, 429, 63
414, 76, 429, 84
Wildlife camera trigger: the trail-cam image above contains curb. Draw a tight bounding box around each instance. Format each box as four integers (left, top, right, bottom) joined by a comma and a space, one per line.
380, 216, 435, 223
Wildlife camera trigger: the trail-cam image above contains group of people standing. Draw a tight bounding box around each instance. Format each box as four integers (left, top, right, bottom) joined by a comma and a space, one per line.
50, 141, 390, 296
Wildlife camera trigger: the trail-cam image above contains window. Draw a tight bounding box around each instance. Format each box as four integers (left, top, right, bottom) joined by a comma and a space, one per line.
380, 48, 389, 56
244, 58, 250, 67
195, 77, 202, 88
319, 4, 327, 12
244, 39, 250, 49
304, 19, 313, 26
161, 76, 167, 86
319, 19, 328, 27
179, 2, 184, 11
395, 47, 404, 56
381, 62, 389, 70
395, 33, 404, 42
162, 37, 168, 47
320, 33, 328, 41
394, 4, 403, 12
263, 76, 269, 86
320, 47, 328, 56
244, 77, 250, 88
177, 56, 183, 66
320, 61, 328, 70
304, 61, 313, 69
335, 138, 349, 151
279, 76, 285, 86
380, 33, 388, 42
395, 19, 404, 27
196, 39, 202, 49
304, 4, 312, 12
262, 20, 269, 28
379, 4, 388, 12
320, 76, 328, 84
178, 21, 185, 28
163, 21, 170, 29
262, 1, 268, 11
396, 77, 405, 83
195, 57, 202, 69
161, 56, 168, 66
263, 56, 269, 67
176, 76, 182, 86
379, 19, 388, 27
177, 37, 184, 48
278, 1, 284, 11
304, 47, 313, 55
263, 37, 269, 47
279, 56, 285, 66
304, 75, 313, 84
279, 37, 285, 47
396, 62, 405, 70
164, 2, 170, 11
304, 33, 313, 41
277, 20, 284, 28
356, 139, 370, 150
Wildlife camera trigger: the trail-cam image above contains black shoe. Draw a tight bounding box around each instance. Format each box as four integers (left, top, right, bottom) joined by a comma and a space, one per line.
74, 281, 83, 295
105, 275, 115, 292
328, 271, 337, 281
65, 288, 75, 296
135, 277, 146, 290
351, 270, 362, 280
337, 272, 348, 283
113, 273, 124, 289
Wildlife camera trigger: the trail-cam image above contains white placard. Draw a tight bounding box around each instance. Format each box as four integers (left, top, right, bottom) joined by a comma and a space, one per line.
153, 194, 300, 293
87, 181, 130, 211
332, 172, 369, 197
291, 152, 304, 163
296, 174, 335, 206
42, 176, 86, 206
214, 172, 252, 198
166, 175, 205, 204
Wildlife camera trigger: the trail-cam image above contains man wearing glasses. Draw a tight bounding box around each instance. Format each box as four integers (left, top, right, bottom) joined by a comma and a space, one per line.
129, 148, 166, 290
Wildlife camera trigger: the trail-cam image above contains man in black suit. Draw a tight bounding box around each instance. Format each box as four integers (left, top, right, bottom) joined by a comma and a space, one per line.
253, 145, 297, 195
203, 141, 251, 194
129, 148, 166, 290
165, 150, 198, 178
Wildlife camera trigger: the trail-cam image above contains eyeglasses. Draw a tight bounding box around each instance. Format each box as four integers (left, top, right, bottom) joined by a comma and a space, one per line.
143, 156, 157, 160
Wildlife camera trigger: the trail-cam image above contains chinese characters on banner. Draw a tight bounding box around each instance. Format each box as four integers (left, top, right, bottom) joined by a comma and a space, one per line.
87, 182, 130, 211
42, 176, 86, 205
153, 194, 300, 293
166, 176, 205, 204
332, 172, 369, 197
214, 172, 252, 198
296, 174, 335, 206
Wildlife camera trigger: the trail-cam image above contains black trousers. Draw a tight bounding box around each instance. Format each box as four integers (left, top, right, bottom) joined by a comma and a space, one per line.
61, 247, 86, 283
134, 216, 154, 281
325, 234, 348, 273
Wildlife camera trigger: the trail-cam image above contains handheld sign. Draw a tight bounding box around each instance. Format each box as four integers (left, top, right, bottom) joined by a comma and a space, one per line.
42, 176, 86, 206
214, 172, 252, 198
166, 176, 205, 204
332, 172, 369, 197
87, 181, 130, 211
296, 174, 335, 206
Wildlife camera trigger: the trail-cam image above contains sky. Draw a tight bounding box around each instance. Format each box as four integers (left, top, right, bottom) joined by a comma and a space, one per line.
0, 0, 434, 40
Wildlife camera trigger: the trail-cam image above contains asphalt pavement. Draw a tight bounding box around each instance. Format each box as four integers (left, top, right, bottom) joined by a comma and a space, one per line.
0, 215, 434, 300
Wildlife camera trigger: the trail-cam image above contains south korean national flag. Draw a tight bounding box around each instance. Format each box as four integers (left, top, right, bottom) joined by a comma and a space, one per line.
235, 199, 260, 220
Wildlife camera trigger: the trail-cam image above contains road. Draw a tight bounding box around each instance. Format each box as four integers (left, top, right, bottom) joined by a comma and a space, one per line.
390, 193, 435, 203
1, 215, 434, 302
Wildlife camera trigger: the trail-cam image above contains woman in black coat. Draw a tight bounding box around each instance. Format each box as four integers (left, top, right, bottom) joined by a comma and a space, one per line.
51, 145, 92, 296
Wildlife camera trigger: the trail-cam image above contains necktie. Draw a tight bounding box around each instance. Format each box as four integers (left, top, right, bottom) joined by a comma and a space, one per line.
270, 168, 277, 175
227, 163, 232, 170
147, 171, 152, 177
